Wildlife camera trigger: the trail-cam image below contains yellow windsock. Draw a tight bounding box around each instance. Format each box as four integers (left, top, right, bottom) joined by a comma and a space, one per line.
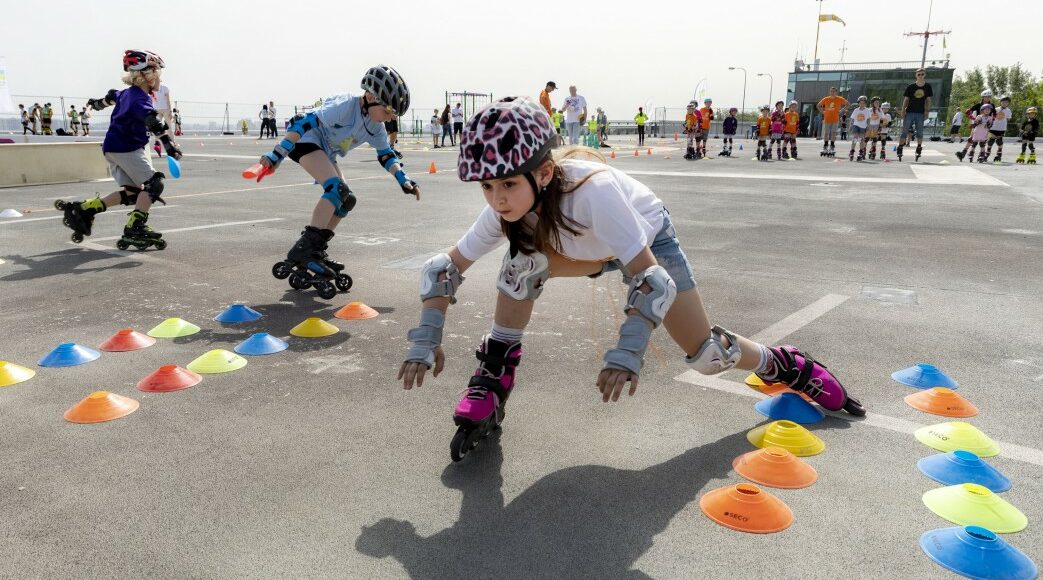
819, 14, 846, 26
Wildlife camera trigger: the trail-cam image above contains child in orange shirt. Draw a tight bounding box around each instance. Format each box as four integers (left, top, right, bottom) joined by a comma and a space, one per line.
783, 100, 800, 160
697, 97, 714, 158
756, 105, 772, 161
683, 102, 703, 160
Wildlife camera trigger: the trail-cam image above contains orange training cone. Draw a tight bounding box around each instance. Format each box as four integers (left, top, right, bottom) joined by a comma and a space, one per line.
699, 483, 794, 533
64, 391, 139, 423
745, 373, 813, 401
99, 328, 156, 352
733, 447, 818, 489
428, 162, 437, 174
634, 149, 639, 157
334, 301, 379, 320
674, 132, 679, 141
905, 387, 978, 417
647, 148, 652, 156
137, 365, 202, 393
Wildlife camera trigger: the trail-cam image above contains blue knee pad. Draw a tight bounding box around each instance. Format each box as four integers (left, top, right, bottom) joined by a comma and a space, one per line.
321, 177, 356, 218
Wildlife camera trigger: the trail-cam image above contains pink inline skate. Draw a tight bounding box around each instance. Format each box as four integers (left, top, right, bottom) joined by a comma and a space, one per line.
758, 346, 866, 416
450, 335, 523, 462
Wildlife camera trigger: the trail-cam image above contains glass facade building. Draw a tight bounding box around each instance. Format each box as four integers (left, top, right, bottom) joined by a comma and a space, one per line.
787, 61, 955, 136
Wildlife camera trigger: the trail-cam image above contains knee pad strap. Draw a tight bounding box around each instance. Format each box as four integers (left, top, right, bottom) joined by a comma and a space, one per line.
686, 325, 742, 375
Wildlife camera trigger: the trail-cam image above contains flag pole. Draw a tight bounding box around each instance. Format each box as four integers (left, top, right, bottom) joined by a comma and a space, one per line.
813, 0, 823, 64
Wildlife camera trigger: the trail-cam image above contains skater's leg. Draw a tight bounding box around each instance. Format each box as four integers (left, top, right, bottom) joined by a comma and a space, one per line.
297, 150, 342, 228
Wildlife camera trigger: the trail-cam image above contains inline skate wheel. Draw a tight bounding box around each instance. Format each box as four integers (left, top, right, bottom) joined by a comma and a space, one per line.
335, 274, 353, 292
271, 262, 292, 280
314, 280, 337, 300
450, 427, 477, 463
54, 200, 66, 211
154, 239, 167, 250
288, 272, 310, 290
72, 232, 84, 244
116, 239, 129, 250
843, 396, 867, 417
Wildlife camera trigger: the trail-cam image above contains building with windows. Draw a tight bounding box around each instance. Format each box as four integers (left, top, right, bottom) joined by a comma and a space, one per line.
787, 60, 954, 137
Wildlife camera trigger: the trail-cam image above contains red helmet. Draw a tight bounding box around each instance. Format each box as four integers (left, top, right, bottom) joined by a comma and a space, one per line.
123, 49, 165, 72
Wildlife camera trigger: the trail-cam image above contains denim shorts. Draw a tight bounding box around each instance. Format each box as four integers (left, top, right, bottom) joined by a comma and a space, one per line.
602, 210, 697, 292
903, 112, 925, 140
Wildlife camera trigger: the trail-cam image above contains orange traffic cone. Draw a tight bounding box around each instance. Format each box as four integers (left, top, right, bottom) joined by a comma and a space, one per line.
610, 151, 616, 159
428, 162, 437, 174
334, 301, 379, 320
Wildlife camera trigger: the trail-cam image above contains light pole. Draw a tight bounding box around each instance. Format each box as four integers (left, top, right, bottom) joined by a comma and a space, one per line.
757, 73, 774, 108
728, 66, 746, 120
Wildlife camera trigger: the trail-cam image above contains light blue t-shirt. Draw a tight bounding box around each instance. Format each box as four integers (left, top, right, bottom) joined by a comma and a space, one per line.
297, 93, 391, 160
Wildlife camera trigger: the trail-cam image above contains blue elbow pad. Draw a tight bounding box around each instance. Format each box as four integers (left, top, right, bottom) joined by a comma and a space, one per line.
288, 112, 319, 136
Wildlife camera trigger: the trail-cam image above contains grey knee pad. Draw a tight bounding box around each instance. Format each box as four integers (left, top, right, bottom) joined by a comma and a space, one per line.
686, 325, 742, 375
497, 250, 548, 301
419, 252, 464, 304
624, 265, 677, 328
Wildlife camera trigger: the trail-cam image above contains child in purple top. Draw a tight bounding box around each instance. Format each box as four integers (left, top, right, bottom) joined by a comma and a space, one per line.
57, 49, 182, 248
722, 108, 738, 156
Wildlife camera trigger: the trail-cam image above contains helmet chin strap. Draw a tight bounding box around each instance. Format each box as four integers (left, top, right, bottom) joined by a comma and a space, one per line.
523, 172, 544, 214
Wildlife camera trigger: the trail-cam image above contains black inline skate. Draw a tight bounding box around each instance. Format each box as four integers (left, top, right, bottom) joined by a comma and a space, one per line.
896, 144, 904, 162
956, 150, 967, 162
55, 197, 105, 243
117, 210, 166, 250
977, 151, 987, 163
915, 144, 923, 162
993, 153, 1002, 164
271, 226, 341, 299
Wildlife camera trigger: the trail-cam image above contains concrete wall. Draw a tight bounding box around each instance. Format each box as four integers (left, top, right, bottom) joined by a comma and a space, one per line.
0, 142, 110, 188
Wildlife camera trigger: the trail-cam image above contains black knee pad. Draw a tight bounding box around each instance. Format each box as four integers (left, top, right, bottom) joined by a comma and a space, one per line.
339, 182, 357, 212
119, 185, 141, 206
995, 136, 1004, 146
142, 172, 166, 204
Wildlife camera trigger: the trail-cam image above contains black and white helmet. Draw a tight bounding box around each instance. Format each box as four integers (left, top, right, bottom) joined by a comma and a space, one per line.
360, 65, 410, 116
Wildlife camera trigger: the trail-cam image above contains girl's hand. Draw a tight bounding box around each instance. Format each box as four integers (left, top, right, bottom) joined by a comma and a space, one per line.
597, 368, 639, 402
398, 346, 445, 389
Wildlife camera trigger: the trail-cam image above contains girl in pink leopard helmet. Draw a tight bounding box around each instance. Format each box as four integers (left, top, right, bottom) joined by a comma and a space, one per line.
399, 96, 865, 463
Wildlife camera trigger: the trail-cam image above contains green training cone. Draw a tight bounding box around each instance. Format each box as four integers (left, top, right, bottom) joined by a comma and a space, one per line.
923, 483, 1028, 533
148, 317, 201, 338
747, 420, 825, 457
915, 421, 1001, 457
186, 349, 247, 374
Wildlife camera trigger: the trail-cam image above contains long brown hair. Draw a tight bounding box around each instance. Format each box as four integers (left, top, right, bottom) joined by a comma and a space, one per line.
500, 146, 608, 256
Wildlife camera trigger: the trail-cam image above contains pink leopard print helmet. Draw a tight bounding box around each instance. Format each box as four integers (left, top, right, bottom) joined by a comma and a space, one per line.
458, 97, 556, 182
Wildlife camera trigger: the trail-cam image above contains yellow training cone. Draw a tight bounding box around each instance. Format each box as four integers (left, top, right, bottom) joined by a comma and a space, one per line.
0, 361, 36, 388
923, 483, 1028, 533
186, 349, 247, 374
747, 420, 825, 457
290, 317, 339, 338
915, 422, 1000, 457
148, 317, 201, 338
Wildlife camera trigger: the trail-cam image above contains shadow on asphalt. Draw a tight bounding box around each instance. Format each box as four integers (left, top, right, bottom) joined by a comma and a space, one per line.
356, 429, 753, 579
0, 250, 142, 281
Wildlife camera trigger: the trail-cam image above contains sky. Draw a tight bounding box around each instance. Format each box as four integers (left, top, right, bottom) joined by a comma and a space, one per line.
3, 0, 1043, 120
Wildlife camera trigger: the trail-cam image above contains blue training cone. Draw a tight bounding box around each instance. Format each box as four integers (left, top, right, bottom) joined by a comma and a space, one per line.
739, 144, 743, 150
920, 526, 1037, 580
39, 342, 101, 367
754, 392, 825, 424
234, 332, 288, 356
918, 450, 1012, 493
167, 156, 181, 178
214, 303, 263, 323
892, 363, 958, 389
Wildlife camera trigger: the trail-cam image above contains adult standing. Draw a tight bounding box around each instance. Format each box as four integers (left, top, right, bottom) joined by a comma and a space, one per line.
897, 68, 933, 162
30, 103, 41, 135
41, 102, 53, 135
816, 87, 848, 156
451, 102, 464, 144
153, 82, 174, 150
596, 107, 608, 145
440, 104, 453, 147
539, 81, 556, 116
561, 85, 587, 146
268, 101, 278, 138
259, 104, 271, 139
634, 106, 648, 146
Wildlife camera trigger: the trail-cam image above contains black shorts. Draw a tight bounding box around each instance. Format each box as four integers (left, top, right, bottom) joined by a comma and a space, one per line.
384, 120, 398, 133
949, 125, 960, 134
988, 129, 1005, 138
288, 142, 323, 163
453, 121, 463, 133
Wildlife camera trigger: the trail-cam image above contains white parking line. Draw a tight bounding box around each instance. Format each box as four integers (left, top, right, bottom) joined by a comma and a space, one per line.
88, 218, 284, 241
672, 294, 1043, 466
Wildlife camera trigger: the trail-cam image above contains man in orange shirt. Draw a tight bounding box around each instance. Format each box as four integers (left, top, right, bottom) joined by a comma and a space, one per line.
697, 97, 714, 158
816, 87, 848, 157
539, 81, 556, 116
783, 100, 800, 159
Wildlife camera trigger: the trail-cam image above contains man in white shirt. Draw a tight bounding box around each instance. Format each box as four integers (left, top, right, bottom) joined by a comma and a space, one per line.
561, 85, 588, 145
948, 110, 963, 142
269, 101, 278, 138
451, 102, 464, 144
